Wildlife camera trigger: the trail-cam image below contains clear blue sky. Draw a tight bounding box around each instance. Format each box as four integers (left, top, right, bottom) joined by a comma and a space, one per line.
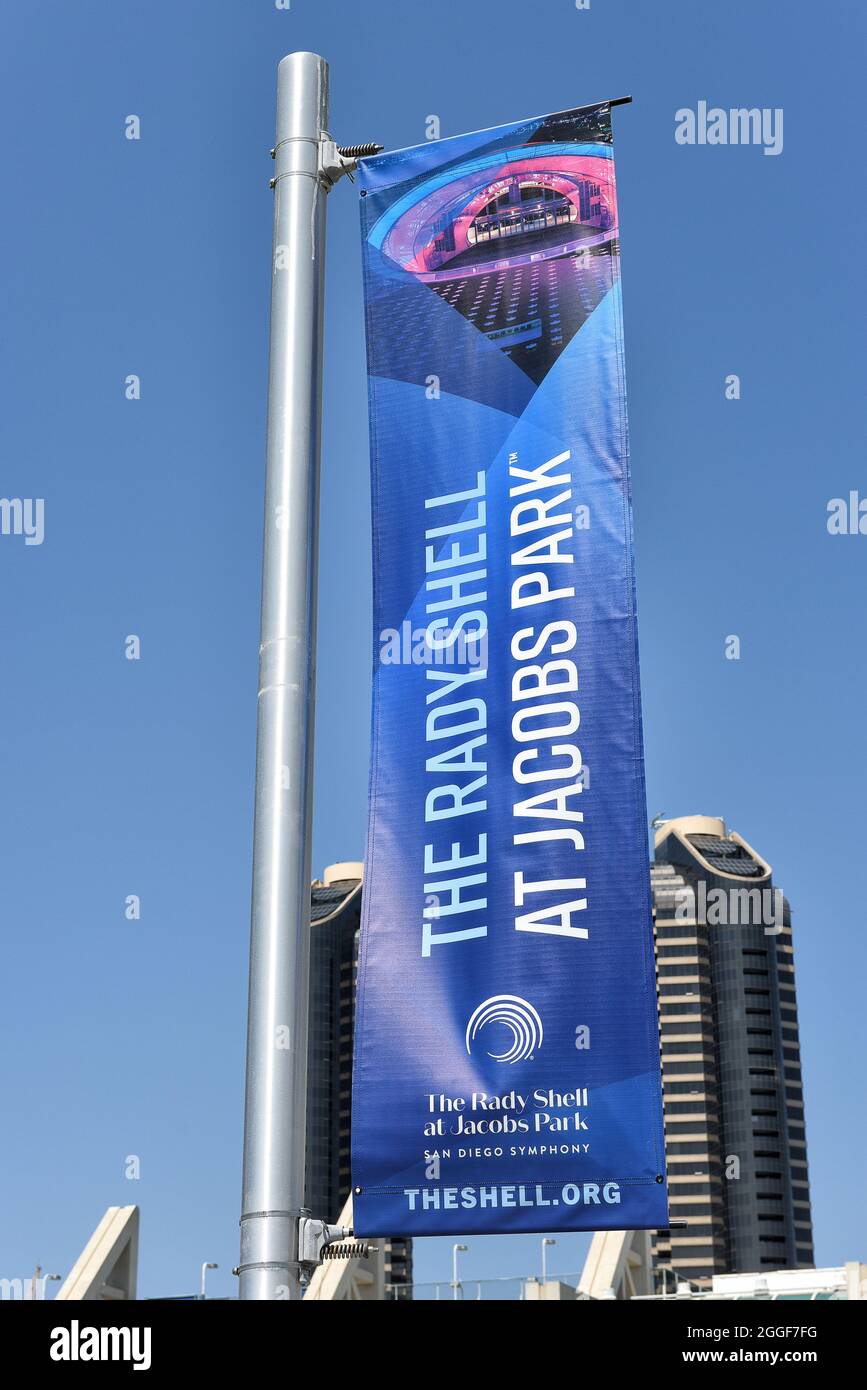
0, 0, 864, 1298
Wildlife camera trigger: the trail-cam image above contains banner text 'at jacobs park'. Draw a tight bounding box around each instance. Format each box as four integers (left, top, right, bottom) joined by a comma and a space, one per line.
351, 102, 668, 1237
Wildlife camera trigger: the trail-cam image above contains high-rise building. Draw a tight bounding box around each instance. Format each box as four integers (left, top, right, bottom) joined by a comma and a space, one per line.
650, 816, 814, 1287
304, 864, 412, 1290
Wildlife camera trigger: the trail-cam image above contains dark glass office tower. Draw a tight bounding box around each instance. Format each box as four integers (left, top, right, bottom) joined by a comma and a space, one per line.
650, 817, 814, 1287
304, 865, 412, 1291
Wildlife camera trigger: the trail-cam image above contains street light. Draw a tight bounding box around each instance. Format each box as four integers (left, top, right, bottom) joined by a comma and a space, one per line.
452, 1243, 468, 1301
541, 1237, 556, 1285
200, 1261, 218, 1300
30, 1268, 61, 1300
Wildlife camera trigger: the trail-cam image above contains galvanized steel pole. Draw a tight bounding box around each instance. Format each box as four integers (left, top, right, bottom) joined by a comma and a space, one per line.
239, 51, 329, 1302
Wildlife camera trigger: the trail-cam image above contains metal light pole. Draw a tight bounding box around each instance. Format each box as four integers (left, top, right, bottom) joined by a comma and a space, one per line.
452, 1243, 468, 1301
541, 1236, 556, 1284
200, 1261, 218, 1299
28, 1268, 60, 1300
238, 50, 331, 1303
238, 51, 381, 1303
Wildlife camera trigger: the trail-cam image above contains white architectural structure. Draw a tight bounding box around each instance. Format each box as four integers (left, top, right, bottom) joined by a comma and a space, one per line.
55, 1206, 139, 1301
578, 1229, 656, 1300
635, 1263, 866, 1301
523, 1280, 579, 1300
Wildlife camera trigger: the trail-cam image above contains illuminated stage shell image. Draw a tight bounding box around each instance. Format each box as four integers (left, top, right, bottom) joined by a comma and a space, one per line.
365, 122, 619, 385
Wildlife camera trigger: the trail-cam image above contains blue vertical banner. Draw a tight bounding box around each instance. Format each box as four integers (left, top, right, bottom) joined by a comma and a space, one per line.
351, 103, 668, 1237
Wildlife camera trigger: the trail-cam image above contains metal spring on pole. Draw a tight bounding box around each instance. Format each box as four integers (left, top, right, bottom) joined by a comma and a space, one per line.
322, 1241, 377, 1261
336, 143, 384, 159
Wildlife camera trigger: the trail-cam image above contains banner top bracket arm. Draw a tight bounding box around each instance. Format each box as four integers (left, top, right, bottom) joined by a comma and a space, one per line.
338, 97, 633, 184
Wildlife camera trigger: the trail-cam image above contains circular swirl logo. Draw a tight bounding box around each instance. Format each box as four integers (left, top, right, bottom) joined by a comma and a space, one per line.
465, 995, 543, 1065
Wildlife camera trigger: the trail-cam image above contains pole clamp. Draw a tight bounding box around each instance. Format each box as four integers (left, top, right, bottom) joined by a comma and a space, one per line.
318, 137, 384, 190
298, 1217, 377, 1268
269, 136, 383, 192
317, 138, 356, 190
